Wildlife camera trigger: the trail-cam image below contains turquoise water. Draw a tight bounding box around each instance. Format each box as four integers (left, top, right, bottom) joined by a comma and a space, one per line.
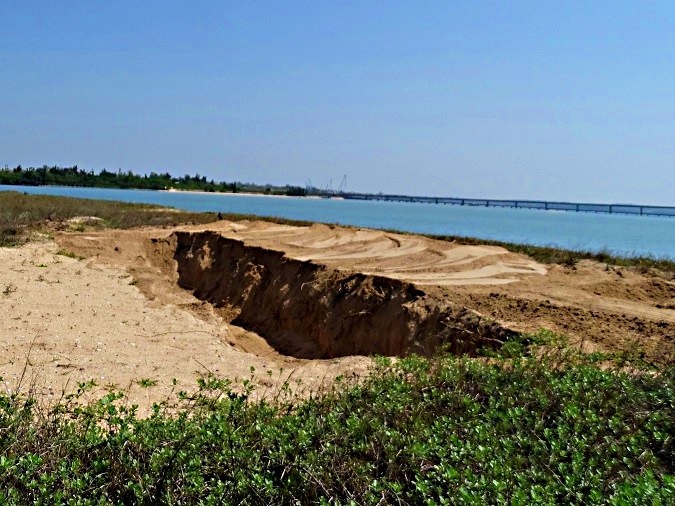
2, 185, 674, 259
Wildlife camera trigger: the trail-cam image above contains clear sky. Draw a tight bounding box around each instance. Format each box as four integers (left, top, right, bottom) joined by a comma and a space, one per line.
1, 1, 674, 204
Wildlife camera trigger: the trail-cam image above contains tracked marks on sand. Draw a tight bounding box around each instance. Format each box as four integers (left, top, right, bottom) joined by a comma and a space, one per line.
224, 223, 547, 286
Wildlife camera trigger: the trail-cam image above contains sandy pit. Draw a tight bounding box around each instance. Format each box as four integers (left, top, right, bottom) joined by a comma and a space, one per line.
2, 219, 674, 410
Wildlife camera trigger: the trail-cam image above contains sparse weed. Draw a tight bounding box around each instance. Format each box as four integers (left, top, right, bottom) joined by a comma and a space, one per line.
55, 249, 84, 260
2, 283, 17, 296
137, 378, 158, 388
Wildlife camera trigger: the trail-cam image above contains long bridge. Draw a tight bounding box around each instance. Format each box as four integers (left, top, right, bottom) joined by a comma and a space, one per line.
339, 193, 675, 217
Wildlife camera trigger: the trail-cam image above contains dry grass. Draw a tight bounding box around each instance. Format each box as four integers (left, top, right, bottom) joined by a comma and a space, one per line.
0, 191, 320, 248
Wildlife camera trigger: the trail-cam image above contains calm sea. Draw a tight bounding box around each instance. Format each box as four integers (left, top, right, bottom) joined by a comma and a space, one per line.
2, 185, 674, 260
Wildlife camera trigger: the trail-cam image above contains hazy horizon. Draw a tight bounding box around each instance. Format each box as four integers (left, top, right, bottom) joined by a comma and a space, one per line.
2, 2, 674, 205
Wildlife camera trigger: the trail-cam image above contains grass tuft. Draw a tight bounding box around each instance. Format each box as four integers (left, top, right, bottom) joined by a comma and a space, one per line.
55, 249, 84, 260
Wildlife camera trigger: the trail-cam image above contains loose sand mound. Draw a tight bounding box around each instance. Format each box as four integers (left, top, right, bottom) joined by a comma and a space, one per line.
2, 219, 674, 410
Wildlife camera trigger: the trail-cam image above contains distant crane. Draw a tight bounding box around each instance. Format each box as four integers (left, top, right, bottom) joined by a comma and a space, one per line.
337, 175, 347, 194
307, 174, 348, 196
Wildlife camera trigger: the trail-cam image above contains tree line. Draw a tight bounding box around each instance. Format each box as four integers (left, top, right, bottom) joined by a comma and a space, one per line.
0, 165, 307, 196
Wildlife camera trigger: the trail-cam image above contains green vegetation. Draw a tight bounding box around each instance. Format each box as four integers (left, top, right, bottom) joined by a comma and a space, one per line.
137, 378, 159, 388
0, 164, 307, 196
1, 342, 673, 504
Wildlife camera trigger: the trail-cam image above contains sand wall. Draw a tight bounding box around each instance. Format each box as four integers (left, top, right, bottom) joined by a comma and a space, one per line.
169, 231, 514, 358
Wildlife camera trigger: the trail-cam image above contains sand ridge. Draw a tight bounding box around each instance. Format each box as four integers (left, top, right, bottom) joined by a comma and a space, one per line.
190, 222, 548, 285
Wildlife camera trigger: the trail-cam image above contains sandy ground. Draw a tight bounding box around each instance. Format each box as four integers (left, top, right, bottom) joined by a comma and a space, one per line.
215, 221, 674, 360
2, 219, 674, 411
207, 221, 547, 285
0, 238, 369, 411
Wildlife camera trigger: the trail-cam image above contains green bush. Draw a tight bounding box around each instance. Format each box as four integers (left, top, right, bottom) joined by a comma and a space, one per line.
1, 352, 673, 504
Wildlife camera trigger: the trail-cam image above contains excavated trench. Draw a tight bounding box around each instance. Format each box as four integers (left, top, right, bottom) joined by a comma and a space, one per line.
159, 231, 516, 359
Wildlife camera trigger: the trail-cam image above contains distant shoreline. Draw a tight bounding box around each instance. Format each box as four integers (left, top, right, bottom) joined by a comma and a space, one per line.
159, 188, 324, 199
1, 182, 671, 217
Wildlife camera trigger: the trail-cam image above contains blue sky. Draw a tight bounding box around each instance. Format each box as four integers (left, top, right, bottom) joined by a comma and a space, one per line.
1, 1, 674, 204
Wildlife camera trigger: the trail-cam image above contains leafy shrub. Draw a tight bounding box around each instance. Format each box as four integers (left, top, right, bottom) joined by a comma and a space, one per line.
0, 351, 673, 504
